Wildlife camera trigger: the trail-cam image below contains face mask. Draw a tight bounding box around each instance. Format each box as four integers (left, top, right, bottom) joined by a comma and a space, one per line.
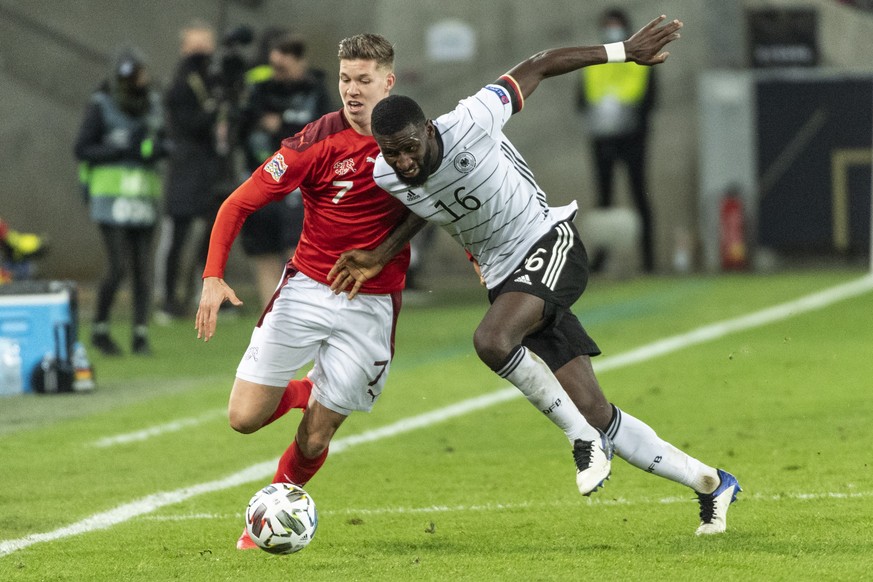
601, 26, 626, 44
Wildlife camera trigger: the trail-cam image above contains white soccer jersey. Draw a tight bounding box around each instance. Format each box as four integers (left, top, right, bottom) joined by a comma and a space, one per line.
373, 81, 577, 288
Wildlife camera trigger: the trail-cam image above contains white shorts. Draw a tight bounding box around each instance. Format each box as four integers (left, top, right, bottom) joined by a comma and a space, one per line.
236, 270, 402, 415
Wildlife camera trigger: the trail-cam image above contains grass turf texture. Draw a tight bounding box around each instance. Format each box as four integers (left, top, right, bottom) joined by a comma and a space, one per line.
1, 270, 872, 580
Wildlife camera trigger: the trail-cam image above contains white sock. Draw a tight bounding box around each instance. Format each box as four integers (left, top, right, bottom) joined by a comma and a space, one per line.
606, 406, 720, 493
497, 346, 600, 443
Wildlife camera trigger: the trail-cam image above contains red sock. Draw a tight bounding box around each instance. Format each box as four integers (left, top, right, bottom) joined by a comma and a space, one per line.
262, 377, 313, 427
272, 440, 328, 486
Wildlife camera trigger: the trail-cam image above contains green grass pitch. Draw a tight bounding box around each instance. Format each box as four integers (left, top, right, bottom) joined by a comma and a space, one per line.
1, 269, 872, 581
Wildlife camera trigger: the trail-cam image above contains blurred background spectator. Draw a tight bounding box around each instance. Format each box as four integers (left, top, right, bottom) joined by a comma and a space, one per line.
238, 32, 333, 306
2, 1, 871, 305
154, 21, 225, 323
73, 48, 167, 356
577, 8, 657, 274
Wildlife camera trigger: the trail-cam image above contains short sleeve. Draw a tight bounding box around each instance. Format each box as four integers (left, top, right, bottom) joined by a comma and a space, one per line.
457, 79, 520, 138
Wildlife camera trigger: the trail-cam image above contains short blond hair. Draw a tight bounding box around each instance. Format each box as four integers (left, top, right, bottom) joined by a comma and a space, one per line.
337, 33, 394, 70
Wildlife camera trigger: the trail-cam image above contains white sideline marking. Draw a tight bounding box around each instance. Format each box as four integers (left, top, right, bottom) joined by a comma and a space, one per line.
594, 274, 873, 373
89, 408, 227, 448
84, 275, 873, 449
0, 388, 519, 557
139, 489, 873, 521
2, 275, 872, 557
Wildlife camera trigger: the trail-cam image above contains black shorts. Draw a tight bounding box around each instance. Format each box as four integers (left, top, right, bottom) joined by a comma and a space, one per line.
488, 220, 601, 371
241, 195, 304, 256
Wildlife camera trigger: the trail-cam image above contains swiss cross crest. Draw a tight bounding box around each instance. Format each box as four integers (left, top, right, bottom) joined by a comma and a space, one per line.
333, 158, 356, 176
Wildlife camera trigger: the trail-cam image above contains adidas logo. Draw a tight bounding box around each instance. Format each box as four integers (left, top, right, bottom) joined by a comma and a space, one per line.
406, 190, 420, 202
514, 274, 532, 285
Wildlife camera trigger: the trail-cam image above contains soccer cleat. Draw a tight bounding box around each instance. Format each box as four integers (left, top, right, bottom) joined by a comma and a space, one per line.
696, 468, 741, 535
573, 429, 614, 496
236, 527, 259, 550
91, 332, 122, 356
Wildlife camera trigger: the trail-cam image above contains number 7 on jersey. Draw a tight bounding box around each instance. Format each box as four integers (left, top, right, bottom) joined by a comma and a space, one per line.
332, 180, 353, 204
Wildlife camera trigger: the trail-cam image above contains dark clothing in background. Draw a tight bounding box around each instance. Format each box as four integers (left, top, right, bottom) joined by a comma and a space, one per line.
239, 68, 333, 256
578, 65, 657, 272
159, 53, 226, 314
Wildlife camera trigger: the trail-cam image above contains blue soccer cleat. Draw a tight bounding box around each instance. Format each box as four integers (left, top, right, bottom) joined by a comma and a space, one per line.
695, 468, 741, 535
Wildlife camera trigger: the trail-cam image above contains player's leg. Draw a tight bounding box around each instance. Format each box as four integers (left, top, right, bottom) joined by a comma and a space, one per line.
475, 291, 602, 445
233, 272, 334, 551
556, 354, 718, 488
229, 271, 324, 433
475, 290, 611, 495
227, 377, 298, 433
273, 400, 346, 485
279, 284, 401, 478
256, 272, 312, 427
227, 374, 313, 433
237, 394, 345, 550
555, 354, 741, 534
480, 221, 614, 494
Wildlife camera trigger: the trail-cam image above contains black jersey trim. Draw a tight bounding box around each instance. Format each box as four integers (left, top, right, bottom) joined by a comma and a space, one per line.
495, 75, 523, 114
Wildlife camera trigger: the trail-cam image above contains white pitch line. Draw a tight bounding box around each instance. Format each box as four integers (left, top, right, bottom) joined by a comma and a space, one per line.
0, 387, 519, 557
89, 408, 227, 448
594, 274, 873, 373
137, 488, 873, 521
2, 275, 872, 557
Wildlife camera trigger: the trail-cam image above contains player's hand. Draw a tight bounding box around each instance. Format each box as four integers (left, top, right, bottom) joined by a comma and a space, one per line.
195, 277, 243, 342
624, 15, 683, 66
328, 250, 385, 300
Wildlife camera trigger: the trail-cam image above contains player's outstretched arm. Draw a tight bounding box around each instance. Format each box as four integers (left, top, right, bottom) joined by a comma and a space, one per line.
195, 276, 243, 342
505, 14, 682, 100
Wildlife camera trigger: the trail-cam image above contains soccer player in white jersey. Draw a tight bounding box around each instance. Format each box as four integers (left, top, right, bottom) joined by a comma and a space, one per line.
330, 15, 741, 535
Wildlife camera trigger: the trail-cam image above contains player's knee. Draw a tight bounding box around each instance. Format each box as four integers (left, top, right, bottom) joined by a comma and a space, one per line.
228, 407, 263, 434
473, 325, 511, 370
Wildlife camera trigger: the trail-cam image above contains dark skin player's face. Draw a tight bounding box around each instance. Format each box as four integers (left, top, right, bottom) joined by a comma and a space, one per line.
375, 121, 440, 186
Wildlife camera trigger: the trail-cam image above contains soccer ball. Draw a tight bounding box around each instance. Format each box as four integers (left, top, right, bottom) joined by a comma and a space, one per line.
244, 483, 318, 554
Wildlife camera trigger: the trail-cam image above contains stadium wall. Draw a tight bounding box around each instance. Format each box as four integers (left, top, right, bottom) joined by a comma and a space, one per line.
0, 0, 871, 285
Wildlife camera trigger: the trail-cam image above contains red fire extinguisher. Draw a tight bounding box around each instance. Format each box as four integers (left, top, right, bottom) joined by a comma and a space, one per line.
720, 189, 747, 271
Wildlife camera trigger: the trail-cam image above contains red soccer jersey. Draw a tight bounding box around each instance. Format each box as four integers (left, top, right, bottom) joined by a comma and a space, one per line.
204, 110, 410, 294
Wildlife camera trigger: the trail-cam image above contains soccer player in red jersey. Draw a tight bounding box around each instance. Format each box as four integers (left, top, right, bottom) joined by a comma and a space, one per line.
195, 34, 420, 550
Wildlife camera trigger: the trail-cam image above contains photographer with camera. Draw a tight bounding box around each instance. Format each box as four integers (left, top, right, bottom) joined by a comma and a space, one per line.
238, 32, 334, 306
